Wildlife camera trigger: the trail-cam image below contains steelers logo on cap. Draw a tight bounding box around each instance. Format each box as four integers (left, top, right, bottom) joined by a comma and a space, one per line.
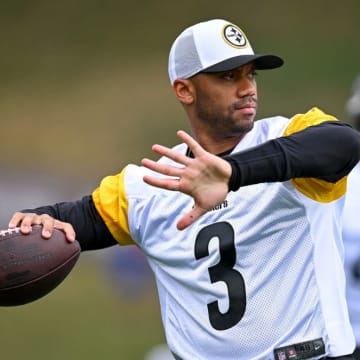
222, 24, 248, 48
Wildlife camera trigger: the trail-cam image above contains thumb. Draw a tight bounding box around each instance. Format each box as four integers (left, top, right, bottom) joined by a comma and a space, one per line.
176, 205, 208, 231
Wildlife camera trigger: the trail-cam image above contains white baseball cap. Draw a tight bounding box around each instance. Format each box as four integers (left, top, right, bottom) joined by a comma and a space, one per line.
168, 19, 284, 85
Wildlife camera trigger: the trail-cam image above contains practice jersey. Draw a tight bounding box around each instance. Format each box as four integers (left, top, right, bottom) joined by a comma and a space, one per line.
93, 108, 355, 359
342, 162, 360, 345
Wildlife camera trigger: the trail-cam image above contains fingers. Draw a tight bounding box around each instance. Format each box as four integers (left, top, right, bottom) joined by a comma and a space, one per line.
177, 205, 208, 231
141, 158, 184, 178
9, 212, 39, 233
141, 130, 203, 187
53, 220, 76, 243
141, 130, 204, 175
176, 130, 206, 158
142, 129, 228, 231
143, 174, 180, 191
149, 143, 191, 166
8, 212, 76, 243
154, 130, 206, 160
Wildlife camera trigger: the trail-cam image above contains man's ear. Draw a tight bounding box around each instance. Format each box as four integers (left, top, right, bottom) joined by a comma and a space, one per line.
173, 79, 195, 105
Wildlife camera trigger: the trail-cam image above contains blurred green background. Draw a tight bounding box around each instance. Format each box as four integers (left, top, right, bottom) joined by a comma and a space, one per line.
0, 0, 359, 359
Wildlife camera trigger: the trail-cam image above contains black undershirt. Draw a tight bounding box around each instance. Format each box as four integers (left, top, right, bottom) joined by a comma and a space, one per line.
226, 121, 360, 191
21, 121, 360, 251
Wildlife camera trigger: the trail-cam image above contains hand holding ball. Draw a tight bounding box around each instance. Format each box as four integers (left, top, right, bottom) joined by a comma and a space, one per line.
0, 225, 81, 306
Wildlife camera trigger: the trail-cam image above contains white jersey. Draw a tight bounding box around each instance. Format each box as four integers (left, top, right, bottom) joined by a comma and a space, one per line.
93, 108, 355, 359
343, 163, 360, 345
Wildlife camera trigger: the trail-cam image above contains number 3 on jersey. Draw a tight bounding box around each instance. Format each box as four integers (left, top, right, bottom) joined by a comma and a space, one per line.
194, 221, 246, 331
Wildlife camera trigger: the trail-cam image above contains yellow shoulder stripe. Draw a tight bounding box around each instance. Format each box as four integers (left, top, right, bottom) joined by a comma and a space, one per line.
291, 177, 347, 203
92, 167, 135, 245
283, 107, 346, 203
283, 107, 337, 136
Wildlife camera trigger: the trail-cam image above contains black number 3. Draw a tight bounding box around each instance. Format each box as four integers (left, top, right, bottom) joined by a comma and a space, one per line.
194, 222, 246, 330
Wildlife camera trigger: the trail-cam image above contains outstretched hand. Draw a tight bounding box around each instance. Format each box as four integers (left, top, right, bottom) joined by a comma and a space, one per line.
141, 130, 232, 230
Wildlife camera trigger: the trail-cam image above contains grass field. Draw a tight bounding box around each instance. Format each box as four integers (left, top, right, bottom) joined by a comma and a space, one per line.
0, 253, 165, 359
0, 1, 359, 359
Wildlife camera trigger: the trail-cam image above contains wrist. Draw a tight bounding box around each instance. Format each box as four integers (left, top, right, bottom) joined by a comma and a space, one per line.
226, 158, 241, 192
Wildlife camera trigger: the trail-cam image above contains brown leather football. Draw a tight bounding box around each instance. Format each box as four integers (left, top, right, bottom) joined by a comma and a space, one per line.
0, 224, 81, 306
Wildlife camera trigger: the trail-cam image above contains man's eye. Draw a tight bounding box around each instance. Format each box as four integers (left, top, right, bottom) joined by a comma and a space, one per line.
222, 72, 235, 80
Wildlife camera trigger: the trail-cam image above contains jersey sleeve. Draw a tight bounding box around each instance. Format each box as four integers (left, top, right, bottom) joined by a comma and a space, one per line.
283, 107, 346, 202
92, 166, 135, 245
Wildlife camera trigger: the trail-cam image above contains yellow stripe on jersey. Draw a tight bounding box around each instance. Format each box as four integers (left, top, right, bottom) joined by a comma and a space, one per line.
283, 107, 346, 203
92, 167, 135, 245
283, 107, 337, 135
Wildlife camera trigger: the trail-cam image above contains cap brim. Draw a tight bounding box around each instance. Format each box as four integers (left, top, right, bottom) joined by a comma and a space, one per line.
202, 54, 284, 73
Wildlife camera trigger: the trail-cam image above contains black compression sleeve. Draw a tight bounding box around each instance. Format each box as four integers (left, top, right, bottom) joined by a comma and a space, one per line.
224, 121, 360, 191
21, 195, 117, 251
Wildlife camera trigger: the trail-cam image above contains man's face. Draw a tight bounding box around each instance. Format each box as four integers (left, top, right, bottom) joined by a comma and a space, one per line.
190, 62, 258, 138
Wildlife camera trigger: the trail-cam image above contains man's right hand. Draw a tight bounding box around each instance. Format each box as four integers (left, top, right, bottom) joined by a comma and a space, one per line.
141, 130, 232, 230
8, 212, 76, 243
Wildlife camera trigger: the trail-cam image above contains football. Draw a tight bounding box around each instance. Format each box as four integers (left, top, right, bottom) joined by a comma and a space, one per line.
0, 225, 81, 306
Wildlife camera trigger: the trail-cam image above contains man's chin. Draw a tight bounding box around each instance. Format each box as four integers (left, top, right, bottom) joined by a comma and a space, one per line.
229, 122, 254, 137
239, 118, 255, 132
